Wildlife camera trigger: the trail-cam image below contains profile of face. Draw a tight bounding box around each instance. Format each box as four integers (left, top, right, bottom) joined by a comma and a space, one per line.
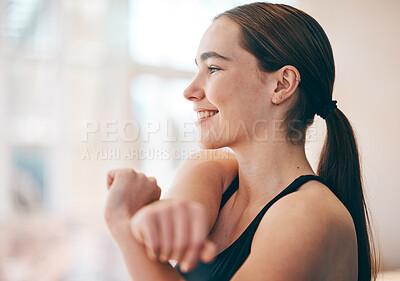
184, 17, 275, 149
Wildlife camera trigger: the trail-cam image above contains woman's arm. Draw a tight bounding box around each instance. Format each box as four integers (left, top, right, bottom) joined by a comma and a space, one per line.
109, 217, 185, 281
105, 149, 238, 280
164, 149, 238, 231
105, 169, 182, 281
129, 150, 238, 272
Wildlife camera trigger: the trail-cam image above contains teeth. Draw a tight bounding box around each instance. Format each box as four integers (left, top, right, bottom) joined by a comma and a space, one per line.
197, 110, 218, 120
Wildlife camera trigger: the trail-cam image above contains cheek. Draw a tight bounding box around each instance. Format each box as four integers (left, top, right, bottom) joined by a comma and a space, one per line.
206, 74, 244, 105
206, 70, 265, 115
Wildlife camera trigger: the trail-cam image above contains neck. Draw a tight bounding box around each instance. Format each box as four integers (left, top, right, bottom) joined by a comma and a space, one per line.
230, 138, 316, 205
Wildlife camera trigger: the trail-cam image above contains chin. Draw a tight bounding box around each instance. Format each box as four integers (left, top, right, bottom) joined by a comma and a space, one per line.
197, 135, 229, 150
197, 141, 221, 150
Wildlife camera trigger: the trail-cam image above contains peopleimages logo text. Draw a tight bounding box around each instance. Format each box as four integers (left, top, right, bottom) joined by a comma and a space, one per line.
81, 119, 319, 143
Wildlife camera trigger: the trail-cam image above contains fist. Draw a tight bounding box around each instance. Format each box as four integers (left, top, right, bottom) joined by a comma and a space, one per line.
130, 199, 216, 272
105, 168, 161, 227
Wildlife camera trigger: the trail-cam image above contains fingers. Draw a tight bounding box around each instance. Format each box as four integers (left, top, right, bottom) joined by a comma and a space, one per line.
134, 212, 160, 261
143, 222, 160, 261
107, 170, 118, 189
158, 210, 173, 263
170, 202, 190, 263
200, 240, 217, 263
106, 169, 161, 198
130, 200, 212, 272
130, 210, 146, 244
147, 176, 157, 185
179, 203, 208, 272
106, 168, 135, 190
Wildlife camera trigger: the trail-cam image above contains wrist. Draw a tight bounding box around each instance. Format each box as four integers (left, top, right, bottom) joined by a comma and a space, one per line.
105, 200, 146, 228
107, 216, 132, 241
105, 199, 161, 240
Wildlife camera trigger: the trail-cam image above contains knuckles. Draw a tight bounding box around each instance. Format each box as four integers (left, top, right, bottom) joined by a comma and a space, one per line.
116, 168, 138, 180
108, 168, 161, 193
131, 199, 210, 267
132, 206, 155, 224
174, 241, 188, 253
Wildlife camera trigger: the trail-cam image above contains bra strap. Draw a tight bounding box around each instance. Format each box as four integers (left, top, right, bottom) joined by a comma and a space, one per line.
250, 174, 329, 228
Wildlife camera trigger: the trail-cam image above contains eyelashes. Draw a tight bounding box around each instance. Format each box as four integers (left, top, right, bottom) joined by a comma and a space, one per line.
208, 66, 221, 74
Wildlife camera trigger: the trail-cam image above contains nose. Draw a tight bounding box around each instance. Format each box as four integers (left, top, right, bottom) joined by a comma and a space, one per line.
183, 76, 205, 101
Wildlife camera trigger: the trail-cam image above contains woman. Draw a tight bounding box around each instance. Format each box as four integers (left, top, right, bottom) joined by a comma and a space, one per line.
104, 2, 377, 281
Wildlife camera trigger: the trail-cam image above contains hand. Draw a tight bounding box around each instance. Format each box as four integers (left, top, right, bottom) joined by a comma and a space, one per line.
130, 199, 217, 273
105, 168, 161, 228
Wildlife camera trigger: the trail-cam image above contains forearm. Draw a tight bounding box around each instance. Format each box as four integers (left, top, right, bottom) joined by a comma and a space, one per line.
164, 150, 238, 231
111, 216, 183, 281
104, 150, 238, 280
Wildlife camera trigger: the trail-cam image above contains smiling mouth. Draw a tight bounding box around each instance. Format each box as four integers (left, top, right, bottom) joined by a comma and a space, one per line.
197, 110, 219, 121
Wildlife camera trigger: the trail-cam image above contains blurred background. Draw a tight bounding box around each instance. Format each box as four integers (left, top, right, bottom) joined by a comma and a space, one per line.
0, 0, 399, 280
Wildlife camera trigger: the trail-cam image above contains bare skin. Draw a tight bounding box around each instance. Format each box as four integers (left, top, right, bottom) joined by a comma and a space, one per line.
105, 16, 358, 281
105, 151, 237, 281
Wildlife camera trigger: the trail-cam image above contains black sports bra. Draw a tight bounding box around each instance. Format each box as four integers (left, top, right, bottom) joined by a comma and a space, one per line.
176, 174, 329, 281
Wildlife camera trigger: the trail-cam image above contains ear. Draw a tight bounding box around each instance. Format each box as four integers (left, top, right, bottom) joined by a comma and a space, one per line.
271, 66, 301, 105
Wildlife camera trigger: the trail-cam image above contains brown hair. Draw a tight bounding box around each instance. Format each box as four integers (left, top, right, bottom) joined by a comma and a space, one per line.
216, 2, 377, 280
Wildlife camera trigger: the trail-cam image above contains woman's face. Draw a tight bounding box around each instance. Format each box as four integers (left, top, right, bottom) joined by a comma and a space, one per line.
184, 17, 275, 149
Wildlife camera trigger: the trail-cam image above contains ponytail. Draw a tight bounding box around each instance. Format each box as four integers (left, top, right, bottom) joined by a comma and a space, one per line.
317, 108, 378, 281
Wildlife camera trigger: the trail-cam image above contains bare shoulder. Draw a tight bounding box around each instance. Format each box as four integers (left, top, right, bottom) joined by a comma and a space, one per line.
232, 180, 358, 281
169, 149, 238, 194
268, 179, 357, 233
187, 149, 238, 188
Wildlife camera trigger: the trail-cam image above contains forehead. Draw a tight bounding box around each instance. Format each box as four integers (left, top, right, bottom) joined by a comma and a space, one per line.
196, 17, 242, 60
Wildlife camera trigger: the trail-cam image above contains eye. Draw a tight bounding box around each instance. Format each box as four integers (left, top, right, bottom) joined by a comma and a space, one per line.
208, 66, 220, 74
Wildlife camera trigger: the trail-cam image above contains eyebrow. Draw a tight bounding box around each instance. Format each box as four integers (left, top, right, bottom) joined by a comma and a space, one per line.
195, 51, 232, 65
